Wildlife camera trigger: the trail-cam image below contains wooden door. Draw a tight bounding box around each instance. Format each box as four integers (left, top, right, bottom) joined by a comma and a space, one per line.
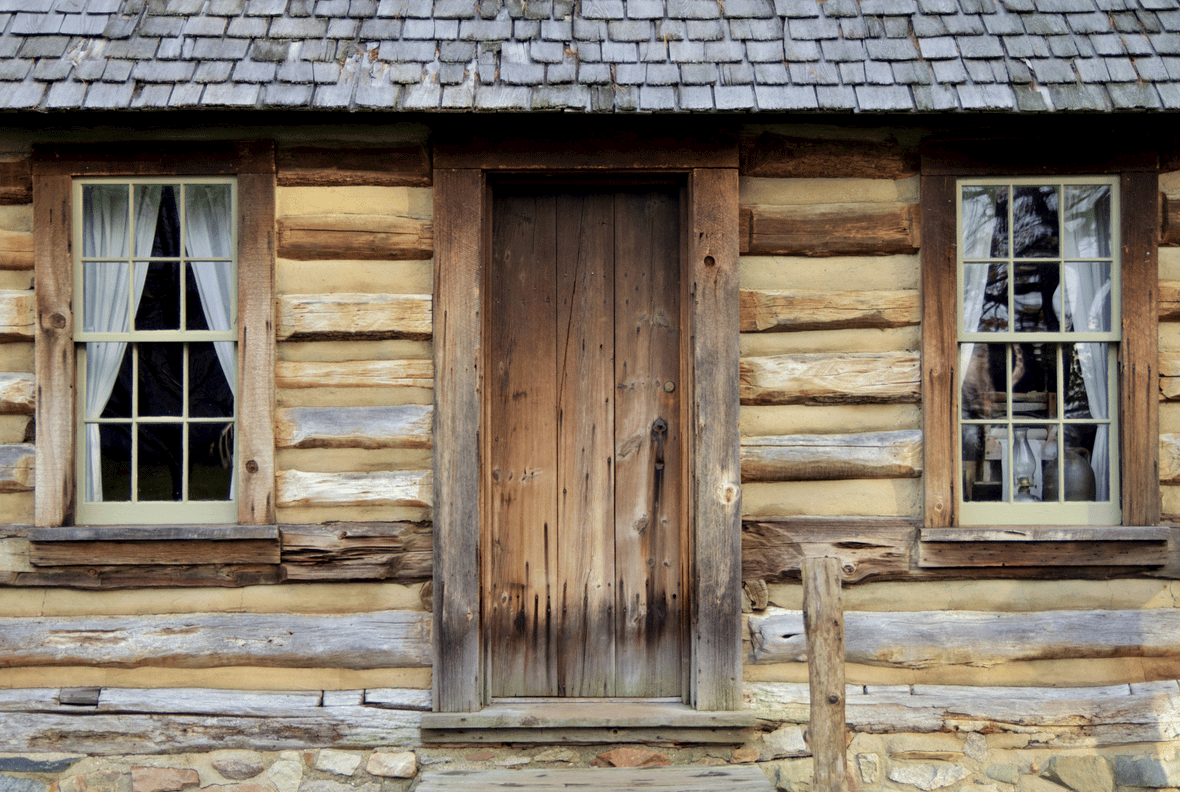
485, 185, 683, 699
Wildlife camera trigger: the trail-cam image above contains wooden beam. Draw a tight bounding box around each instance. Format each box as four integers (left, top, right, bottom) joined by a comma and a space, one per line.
28, 539, 278, 567
739, 288, 919, 333
742, 517, 916, 584
0, 229, 33, 270
749, 608, 1180, 667
277, 214, 432, 261
740, 132, 918, 180
745, 203, 917, 257
0, 158, 32, 205
0, 372, 33, 414
741, 430, 921, 482
4, 564, 283, 589
276, 293, 432, 341
0, 442, 34, 492
276, 144, 431, 187
0, 611, 432, 669
275, 359, 433, 390
275, 469, 432, 508
275, 404, 432, 449
417, 766, 775, 790
1163, 191, 1180, 247
434, 129, 738, 171
802, 557, 847, 792
740, 351, 920, 406
280, 521, 433, 581
919, 540, 1167, 568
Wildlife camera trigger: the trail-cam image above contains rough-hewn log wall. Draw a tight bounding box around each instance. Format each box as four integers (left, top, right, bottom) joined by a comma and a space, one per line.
0, 176, 35, 527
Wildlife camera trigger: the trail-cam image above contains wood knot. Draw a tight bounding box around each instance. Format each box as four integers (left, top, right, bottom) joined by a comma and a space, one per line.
828, 694, 840, 704
48, 313, 67, 329
245, 460, 259, 473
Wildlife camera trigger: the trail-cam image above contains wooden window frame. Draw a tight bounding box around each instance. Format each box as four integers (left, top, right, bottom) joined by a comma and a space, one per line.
430, 132, 743, 714
32, 141, 276, 527
921, 140, 1160, 531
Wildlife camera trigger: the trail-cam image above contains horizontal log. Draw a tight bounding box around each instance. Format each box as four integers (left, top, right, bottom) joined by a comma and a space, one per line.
0, 610, 432, 669
0, 228, 33, 270
276, 293, 432, 341
740, 132, 919, 180
0, 158, 32, 205
1164, 192, 1180, 247
0, 372, 34, 414
748, 608, 1180, 667
276, 359, 433, 390
1161, 280, 1180, 320
740, 288, 919, 333
741, 517, 916, 583
0, 443, 33, 492
280, 521, 433, 581
3, 564, 283, 589
275, 404, 432, 450
746, 680, 1180, 744
1163, 433, 1180, 481
741, 430, 921, 482
276, 469, 432, 508
29, 539, 279, 567
30, 524, 278, 541
365, 688, 433, 710
919, 540, 1167, 568
920, 526, 1171, 542
276, 144, 431, 187
744, 203, 918, 257
740, 351, 920, 405
277, 213, 432, 261
0, 290, 33, 340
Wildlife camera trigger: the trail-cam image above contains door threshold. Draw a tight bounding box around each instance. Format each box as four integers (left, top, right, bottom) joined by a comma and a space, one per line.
420, 699, 756, 736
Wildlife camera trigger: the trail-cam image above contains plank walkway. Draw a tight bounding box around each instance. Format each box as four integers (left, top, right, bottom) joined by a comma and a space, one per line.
416, 765, 775, 791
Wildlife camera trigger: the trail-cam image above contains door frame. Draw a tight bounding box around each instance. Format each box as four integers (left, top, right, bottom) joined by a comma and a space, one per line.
431, 128, 742, 713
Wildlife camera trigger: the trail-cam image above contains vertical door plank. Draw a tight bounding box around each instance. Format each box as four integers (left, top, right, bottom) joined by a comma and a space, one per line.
613, 189, 683, 697
555, 193, 616, 696
689, 167, 742, 711
487, 192, 559, 697
433, 167, 484, 712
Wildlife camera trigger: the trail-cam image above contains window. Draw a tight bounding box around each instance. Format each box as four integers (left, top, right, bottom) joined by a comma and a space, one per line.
920, 142, 1159, 529
75, 179, 238, 524
32, 141, 275, 528
957, 177, 1120, 525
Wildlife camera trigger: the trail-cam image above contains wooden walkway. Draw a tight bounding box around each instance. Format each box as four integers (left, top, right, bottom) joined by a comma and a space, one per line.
416, 765, 775, 791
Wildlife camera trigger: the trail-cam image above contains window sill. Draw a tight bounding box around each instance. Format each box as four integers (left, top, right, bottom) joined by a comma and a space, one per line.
27, 524, 279, 566
918, 525, 1171, 568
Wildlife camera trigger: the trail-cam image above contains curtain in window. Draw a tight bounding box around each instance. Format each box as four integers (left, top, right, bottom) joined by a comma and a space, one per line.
83, 186, 161, 502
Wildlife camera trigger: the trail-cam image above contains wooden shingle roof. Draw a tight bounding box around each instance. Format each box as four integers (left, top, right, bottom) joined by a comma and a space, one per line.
1, 0, 1178, 112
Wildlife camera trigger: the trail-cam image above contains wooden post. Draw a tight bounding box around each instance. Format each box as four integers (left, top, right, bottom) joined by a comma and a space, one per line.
802, 556, 847, 792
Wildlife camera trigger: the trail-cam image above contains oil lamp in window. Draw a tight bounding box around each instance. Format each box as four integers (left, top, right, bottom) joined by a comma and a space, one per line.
1012, 427, 1038, 502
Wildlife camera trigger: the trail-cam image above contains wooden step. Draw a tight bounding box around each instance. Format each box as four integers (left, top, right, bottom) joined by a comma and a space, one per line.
416, 765, 776, 791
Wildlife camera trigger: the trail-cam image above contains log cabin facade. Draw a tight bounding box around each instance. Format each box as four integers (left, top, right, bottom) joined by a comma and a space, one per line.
1, 0, 1180, 789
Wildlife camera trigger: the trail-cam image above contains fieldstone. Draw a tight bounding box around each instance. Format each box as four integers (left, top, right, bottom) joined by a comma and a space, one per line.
298, 782, 376, 792
495, 757, 530, 768
211, 753, 266, 782
889, 735, 965, 762
55, 771, 132, 792
312, 752, 360, 778
769, 757, 813, 792
366, 752, 416, 779
1020, 776, 1071, 792
888, 763, 971, 791
1115, 758, 1180, 789
964, 734, 989, 763
0, 757, 82, 774
1045, 756, 1114, 792
989, 766, 1022, 785
533, 749, 576, 763
732, 748, 760, 764
1, 776, 48, 792
264, 757, 302, 792
858, 754, 881, 784
763, 725, 809, 760
197, 784, 274, 792
596, 748, 669, 768
463, 752, 495, 762
131, 769, 199, 792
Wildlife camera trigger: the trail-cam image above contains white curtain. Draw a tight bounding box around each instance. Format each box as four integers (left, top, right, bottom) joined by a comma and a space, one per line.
83, 185, 161, 502
184, 185, 236, 496
958, 189, 998, 416
1062, 186, 1112, 500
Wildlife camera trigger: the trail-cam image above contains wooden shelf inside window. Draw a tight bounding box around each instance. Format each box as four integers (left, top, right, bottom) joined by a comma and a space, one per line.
918, 525, 1171, 568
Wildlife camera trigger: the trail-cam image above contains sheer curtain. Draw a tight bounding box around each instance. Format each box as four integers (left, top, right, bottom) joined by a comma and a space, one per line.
83, 186, 161, 502
1062, 187, 1113, 501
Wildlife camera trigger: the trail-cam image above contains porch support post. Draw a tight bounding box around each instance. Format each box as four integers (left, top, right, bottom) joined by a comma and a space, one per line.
803, 555, 847, 792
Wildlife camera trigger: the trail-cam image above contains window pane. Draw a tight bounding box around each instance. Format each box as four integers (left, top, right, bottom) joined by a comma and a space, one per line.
189, 342, 234, 418
82, 184, 129, 258
90, 342, 132, 419
186, 261, 234, 331
961, 343, 1008, 419
93, 424, 131, 503
190, 423, 233, 501
136, 185, 179, 258
1011, 343, 1055, 420
963, 262, 1008, 332
1063, 185, 1112, 258
138, 343, 183, 417
1012, 185, 1059, 258
134, 262, 181, 330
185, 184, 234, 258
962, 423, 1005, 502
83, 262, 133, 333
138, 423, 183, 501
1057, 424, 1101, 502
1014, 263, 1060, 333
961, 185, 1008, 258
1063, 262, 1112, 333
1066, 343, 1110, 420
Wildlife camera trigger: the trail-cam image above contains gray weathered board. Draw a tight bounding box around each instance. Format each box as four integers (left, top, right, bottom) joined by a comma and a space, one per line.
416, 766, 775, 791
748, 608, 1180, 667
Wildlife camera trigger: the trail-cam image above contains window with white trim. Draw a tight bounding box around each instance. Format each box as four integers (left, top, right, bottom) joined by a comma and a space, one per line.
957, 176, 1121, 525
74, 178, 238, 524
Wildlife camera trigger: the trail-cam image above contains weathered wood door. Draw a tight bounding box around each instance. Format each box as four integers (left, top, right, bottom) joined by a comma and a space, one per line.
485, 184, 683, 698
